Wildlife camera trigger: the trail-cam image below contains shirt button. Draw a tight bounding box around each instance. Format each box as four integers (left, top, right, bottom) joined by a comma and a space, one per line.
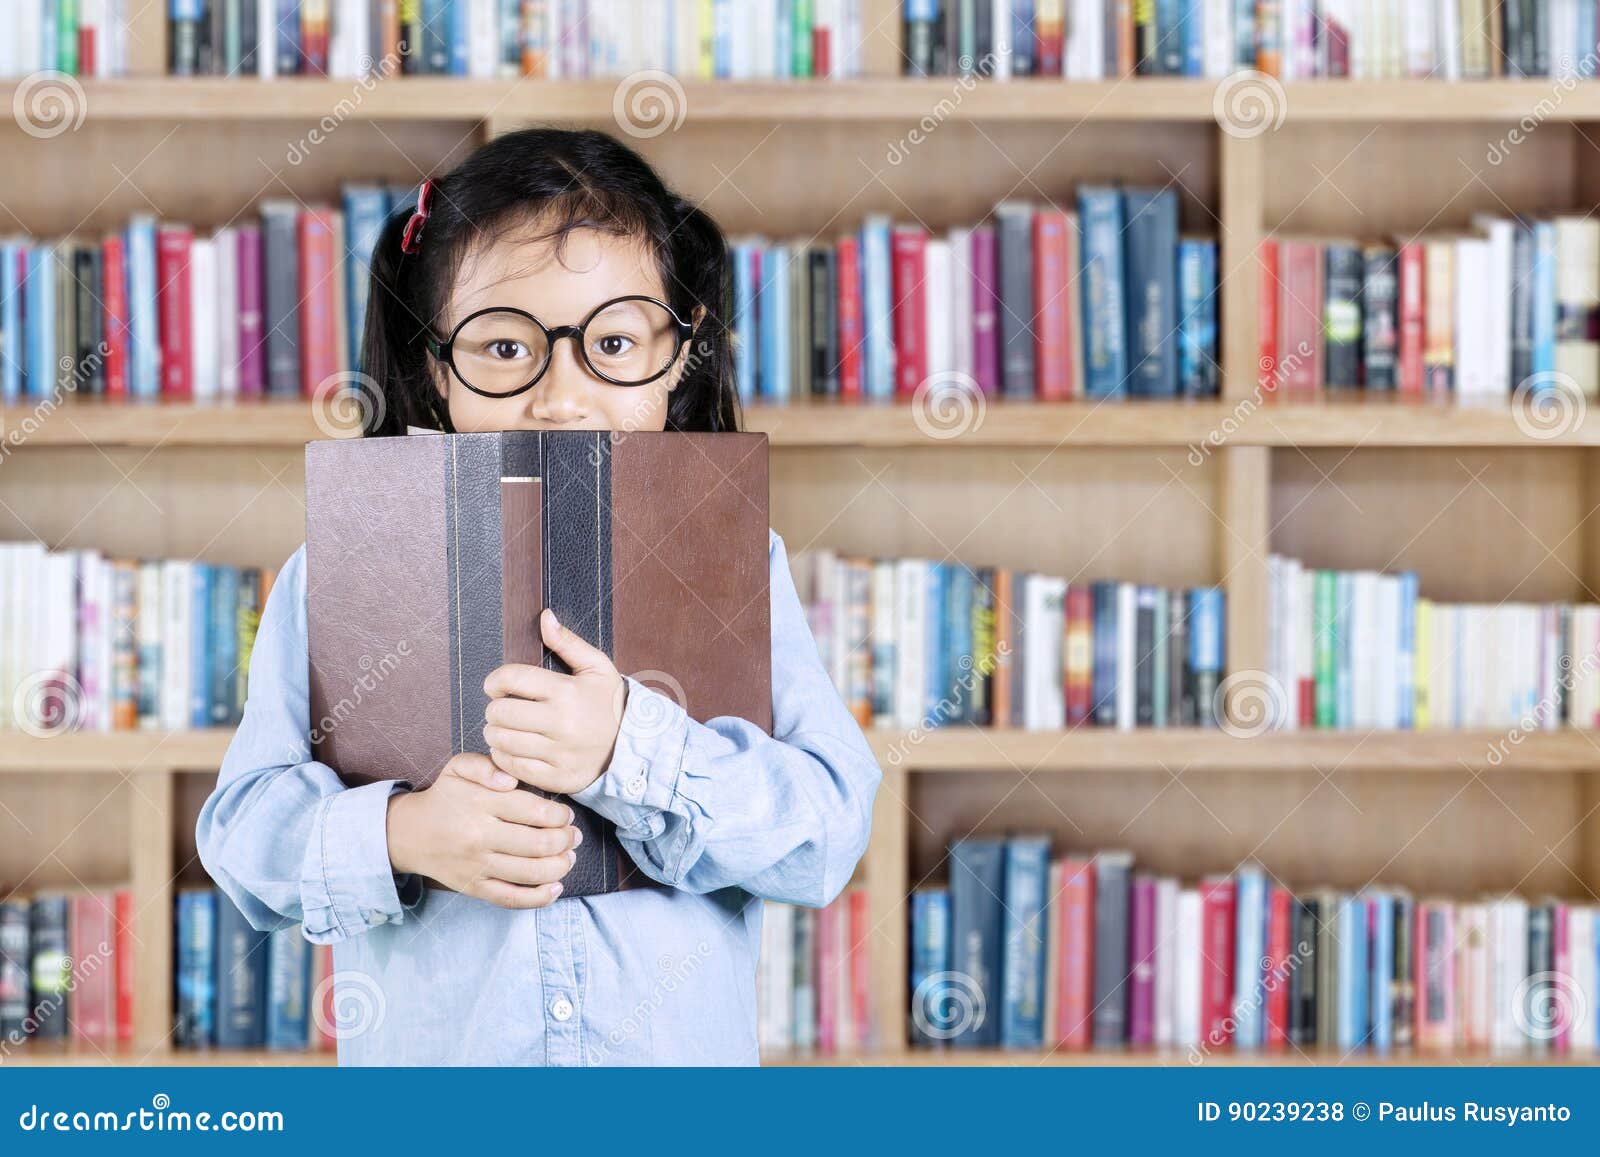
550, 996, 574, 1022
627, 773, 647, 796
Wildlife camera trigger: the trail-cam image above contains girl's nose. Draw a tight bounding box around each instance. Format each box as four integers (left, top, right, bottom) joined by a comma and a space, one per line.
526, 340, 590, 423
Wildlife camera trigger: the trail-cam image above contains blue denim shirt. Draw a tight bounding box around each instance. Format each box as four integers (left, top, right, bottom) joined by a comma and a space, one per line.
196, 530, 880, 1065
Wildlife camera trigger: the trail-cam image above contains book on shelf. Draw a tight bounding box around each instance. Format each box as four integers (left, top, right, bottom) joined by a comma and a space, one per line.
0, 2, 129, 78
0, 887, 134, 1048
735, 189, 1218, 405
0, 542, 274, 735
909, 835, 1600, 1057
1259, 219, 1600, 402
756, 886, 872, 1056
174, 885, 335, 1053
902, 0, 1591, 82
1265, 552, 1600, 732
171, 0, 865, 79
304, 429, 770, 899
792, 549, 1226, 731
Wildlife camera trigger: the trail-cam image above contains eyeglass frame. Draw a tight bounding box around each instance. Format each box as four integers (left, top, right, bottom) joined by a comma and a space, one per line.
423, 294, 696, 399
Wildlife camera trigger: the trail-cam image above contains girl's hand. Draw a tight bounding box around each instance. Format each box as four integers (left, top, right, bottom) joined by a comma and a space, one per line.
385, 751, 581, 908
481, 609, 626, 796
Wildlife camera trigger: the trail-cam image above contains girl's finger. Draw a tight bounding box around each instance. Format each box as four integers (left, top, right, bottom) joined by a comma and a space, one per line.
441, 752, 518, 791
491, 821, 581, 859
483, 723, 557, 759
540, 609, 617, 676
489, 748, 562, 787
472, 879, 564, 911
483, 662, 565, 701
492, 788, 573, 829
482, 850, 576, 888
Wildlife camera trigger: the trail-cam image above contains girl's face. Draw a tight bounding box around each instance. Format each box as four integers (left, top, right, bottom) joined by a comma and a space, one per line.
433, 225, 695, 434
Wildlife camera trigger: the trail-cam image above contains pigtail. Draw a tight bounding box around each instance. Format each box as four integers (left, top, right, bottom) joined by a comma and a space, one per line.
665, 199, 740, 433
360, 203, 451, 436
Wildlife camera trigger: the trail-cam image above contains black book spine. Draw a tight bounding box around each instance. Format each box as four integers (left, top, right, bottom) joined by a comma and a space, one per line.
906, 9, 936, 75
1092, 582, 1116, 727
1010, 1, 1033, 75
1510, 224, 1535, 388
1090, 852, 1132, 1046
948, 839, 1005, 1047
973, 0, 993, 67
995, 205, 1036, 399
171, 11, 201, 75
1527, 904, 1553, 1054
971, 567, 995, 727
28, 897, 69, 1041
1530, 0, 1546, 77
204, 0, 225, 74
74, 247, 97, 396
213, 890, 268, 1049
0, 901, 28, 1038
1134, 588, 1155, 726
1289, 898, 1318, 1046
240, 0, 260, 74
809, 248, 838, 397
1360, 246, 1397, 391
1323, 243, 1364, 389
260, 205, 301, 398
1166, 588, 1187, 726
1391, 895, 1414, 1049
1134, 1, 1157, 75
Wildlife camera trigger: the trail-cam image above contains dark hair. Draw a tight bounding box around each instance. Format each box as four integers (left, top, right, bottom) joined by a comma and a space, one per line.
359, 128, 738, 436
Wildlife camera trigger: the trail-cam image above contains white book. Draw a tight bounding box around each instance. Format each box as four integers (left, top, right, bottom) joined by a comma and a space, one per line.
1374, 575, 1399, 730
1068, 0, 1106, 79
1351, 571, 1379, 729
215, 228, 238, 397
870, 561, 896, 728
1469, 214, 1514, 397
1571, 907, 1597, 1055
1203, 0, 1232, 78
991, 0, 1013, 79
1267, 556, 1283, 722
1175, 889, 1202, 1049
137, 561, 162, 730
95, 553, 113, 732
1433, 0, 1460, 79
1281, 557, 1302, 730
751, 0, 776, 78
1436, 604, 1458, 729
759, 901, 795, 1052
1023, 576, 1066, 730
1115, 582, 1136, 731
1491, 898, 1530, 1054
187, 237, 217, 399
160, 561, 190, 732
468, 0, 499, 78
923, 238, 953, 388
1154, 876, 1179, 1048
1453, 237, 1496, 401
15, 0, 41, 76
948, 227, 974, 385
73, 552, 100, 732
1551, 0, 1578, 79
2, 546, 18, 729
1404, 0, 1433, 76
1458, 902, 1490, 1048
1297, 568, 1314, 726
40, 552, 77, 731
894, 560, 925, 730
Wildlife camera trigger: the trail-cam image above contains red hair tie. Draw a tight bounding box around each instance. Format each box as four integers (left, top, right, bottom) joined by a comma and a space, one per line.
400, 179, 437, 255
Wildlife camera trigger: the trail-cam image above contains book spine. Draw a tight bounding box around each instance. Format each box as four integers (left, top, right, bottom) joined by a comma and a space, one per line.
890, 228, 927, 399
834, 233, 863, 398
948, 838, 1005, 1047
214, 890, 267, 1049
101, 233, 128, 397
1198, 878, 1236, 1049
1396, 241, 1425, 395
28, 896, 71, 1041
114, 888, 134, 1044
1127, 873, 1157, 1046
1122, 187, 1179, 396
909, 888, 950, 1046
1263, 885, 1292, 1048
1090, 851, 1133, 1046
0, 900, 29, 1037
156, 226, 193, 399
1361, 244, 1398, 390
1057, 856, 1095, 1048
995, 204, 1036, 399
1323, 242, 1364, 388
1078, 187, 1127, 397
1032, 208, 1071, 400
969, 223, 1001, 396
1000, 837, 1049, 1047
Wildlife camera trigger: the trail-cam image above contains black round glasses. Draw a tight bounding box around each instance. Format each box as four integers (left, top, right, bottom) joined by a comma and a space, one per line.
424, 295, 695, 398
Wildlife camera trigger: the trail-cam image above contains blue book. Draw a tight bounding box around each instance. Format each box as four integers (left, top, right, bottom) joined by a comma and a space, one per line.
713, 0, 733, 77
1177, 239, 1218, 397
1156, 0, 1184, 73
25, 246, 55, 400
342, 186, 391, 373
732, 242, 757, 402
275, 0, 301, 74
1334, 573, 1354, 729
909, 888, 951, 1046
1181, 0, 1204, 75
208, 566, 239, 726
1232, 0, 1256, 68
1369, 891, 1395, 1052
944, 566, 974, 722
175, 888, 217, 1048
1583, 6, 1599, 78
1011, 0, 1034, 75
924, 564, 945, 727
1091, 581, 1118, 726
1188, 587, 1224, 726
1336, 895, 1369, 1051
775, 0, 793, 78
1232, 863, 1267, 1049
214, 890, 268, 1049
1122, 187, 1179, 397
448, 0, 470, 74
43, 2, 60, 70
1000, 836, 1050, 1049
265, 925, 312, 1051
1532, 220, 1557, 377
1397, 572, 1418, 729
189, 564, 212, 729
421, 0, 449, 73
860, 217, 895, 400
0, 242, 19, 403
1077, 188, 1128, 398
759, 244, 790, 400
947, 837, 1005, 1047
127, 217, 161, 398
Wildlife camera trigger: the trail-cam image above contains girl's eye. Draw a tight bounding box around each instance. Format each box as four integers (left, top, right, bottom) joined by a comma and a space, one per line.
593, 333, 637, 358
488, 340, 529, 360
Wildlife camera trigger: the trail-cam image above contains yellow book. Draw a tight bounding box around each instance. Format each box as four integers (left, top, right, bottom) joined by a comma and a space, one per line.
1413, 597, 1432, 731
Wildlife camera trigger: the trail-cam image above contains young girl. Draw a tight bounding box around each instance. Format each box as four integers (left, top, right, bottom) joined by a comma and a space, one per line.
197, 129, 881, 1065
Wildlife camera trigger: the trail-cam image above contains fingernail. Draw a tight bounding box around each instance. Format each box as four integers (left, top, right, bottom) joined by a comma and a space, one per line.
545, 608, 561, 632
571, 827, 584, 847
492, 771, 516, 789
566, 806, 576, 825
551, 883, 564, 898
568, 850, 578, 866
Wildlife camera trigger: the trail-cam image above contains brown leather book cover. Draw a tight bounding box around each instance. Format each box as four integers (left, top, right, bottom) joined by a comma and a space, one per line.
304, 431, 771, 898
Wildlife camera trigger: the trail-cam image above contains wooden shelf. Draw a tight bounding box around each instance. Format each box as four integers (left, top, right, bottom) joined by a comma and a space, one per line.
6, 726, 1596, 774
33, 77, 1600, 125
769, 1048, 1600, 1067
1, 1043, 335, 1066
4, 397, 1596, 449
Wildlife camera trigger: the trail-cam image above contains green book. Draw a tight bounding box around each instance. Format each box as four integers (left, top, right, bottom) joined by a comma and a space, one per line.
1314, 570, 1337, 728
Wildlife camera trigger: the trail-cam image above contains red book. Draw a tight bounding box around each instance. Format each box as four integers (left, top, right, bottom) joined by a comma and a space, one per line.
1258, 237, 1279, 393
79, 26, 96, 76
236, 225, 266, 397
1552, 902, 1571, 1053
1277, 240, 1323, 394
1396, 242, 1426, 396
1198, 876, 1237, 1049
835, 234, 864, 399
970, 225, 1001, 396
1127, 875, 1157, 1047
814, 900, 840, 1053
1064, 586, 1092, 724
1036, 13, 1064, 73
100, 233, 129, 398
1263, 886, 1292, 1049
298, 208, 341, 399
890, 226, 928, 398
312, 942, 336, 1050
812, 27, 831, 76
1414, 902, 1455, 1049
114, 889, 135, 1045
1032, 209, 1072, 400
69, 892, 116, 1044
156, 225, 193, 399
848, 888, 871, 1050
1055, 856, 1096, 1049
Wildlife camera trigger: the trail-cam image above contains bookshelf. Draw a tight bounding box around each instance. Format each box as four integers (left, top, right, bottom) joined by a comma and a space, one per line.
5, 0, 1600, 1066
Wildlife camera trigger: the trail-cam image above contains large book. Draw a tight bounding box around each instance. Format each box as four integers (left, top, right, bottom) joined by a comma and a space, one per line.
0, 899, 28, 1038
1090, 849, 1133, 1046
305, 431, 771, 899
28, 894, 70, 1041
1000, 835, 1050, 1047
909, 887, 951, 1047
948, 836, 1005, 1048
1122, 187, 1179, 396
214, 890, 268, 1050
